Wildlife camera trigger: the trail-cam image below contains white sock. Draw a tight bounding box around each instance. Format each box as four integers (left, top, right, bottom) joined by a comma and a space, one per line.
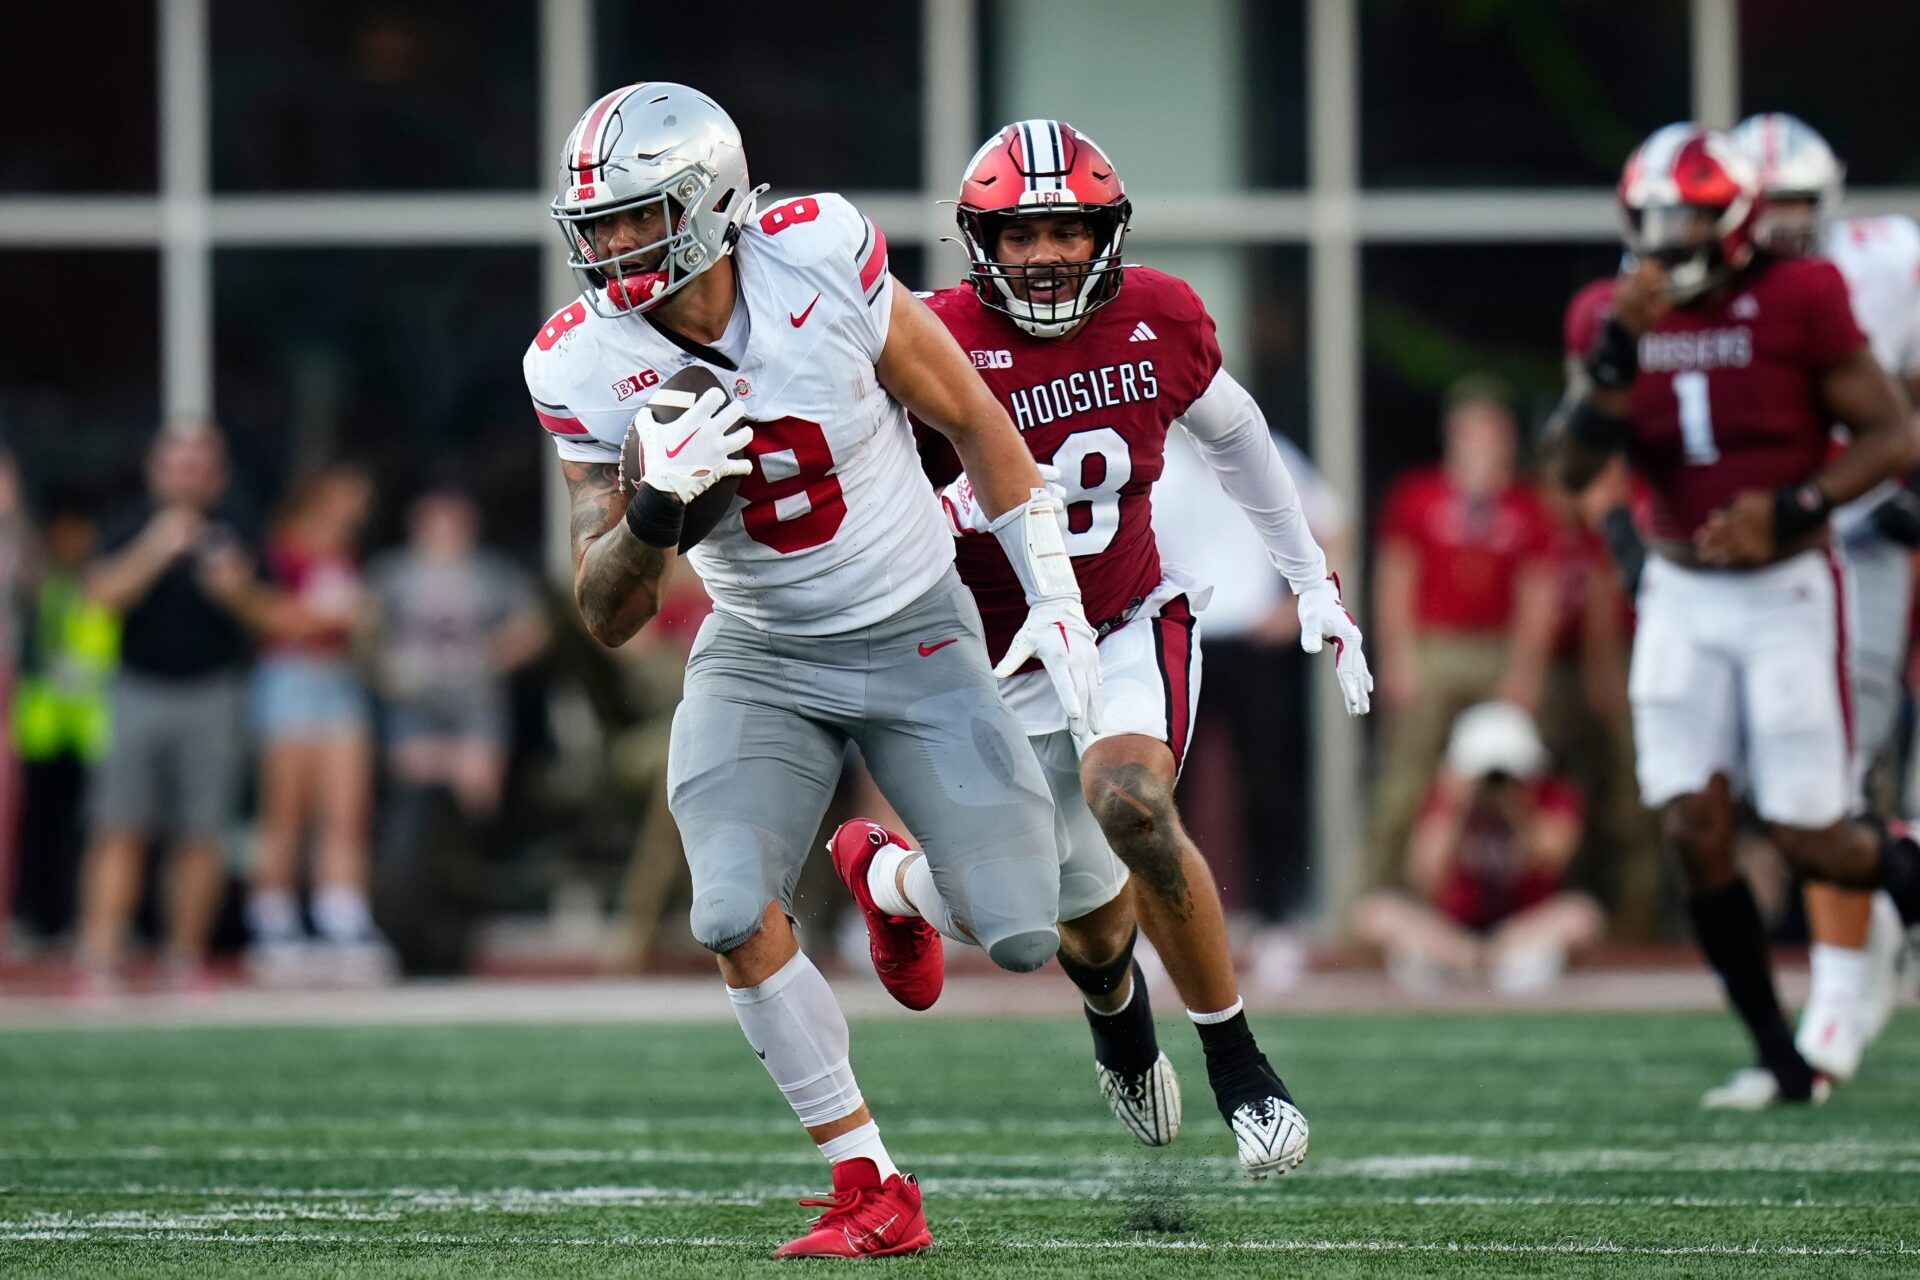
312, 884, 373, 943
1187, 997, 1245, 1025
817, 1119, 899, 1180
247, 889, 301, 943
726, 951, 868, 1128
867, 846, 969, 945
1807, 943, 1870, 1007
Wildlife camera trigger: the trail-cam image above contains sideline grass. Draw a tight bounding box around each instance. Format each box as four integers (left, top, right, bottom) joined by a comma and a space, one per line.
1, 1010, 1916, 1277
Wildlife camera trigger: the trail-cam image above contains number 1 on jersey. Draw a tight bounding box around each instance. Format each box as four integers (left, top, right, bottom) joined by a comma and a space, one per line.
1673, 370, 1720, 465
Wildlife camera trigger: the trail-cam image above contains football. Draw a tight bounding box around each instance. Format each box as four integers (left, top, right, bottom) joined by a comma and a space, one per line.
621, 362, 748, 552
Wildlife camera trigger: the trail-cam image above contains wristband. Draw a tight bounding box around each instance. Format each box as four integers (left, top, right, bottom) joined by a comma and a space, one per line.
623, 484, 686, 549
1583, 317, 1639, 390
1771, 482, 1832, 546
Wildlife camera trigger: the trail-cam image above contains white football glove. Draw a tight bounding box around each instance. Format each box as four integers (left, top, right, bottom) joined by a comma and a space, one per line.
995, 598, 1104, 740
1296, 576, 1372, 716
633, 386, 753, 504
987, 485, 1105, 739
940, 463, 1066, 536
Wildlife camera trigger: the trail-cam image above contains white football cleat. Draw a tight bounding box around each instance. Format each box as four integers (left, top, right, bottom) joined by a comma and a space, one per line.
1096, 1051, 1182, 1147
1700, 1066, 1832, 1111
1859, 892, 1906, 1045
1796, 991, 1865, 1082
1230, 1095, 1309, 1179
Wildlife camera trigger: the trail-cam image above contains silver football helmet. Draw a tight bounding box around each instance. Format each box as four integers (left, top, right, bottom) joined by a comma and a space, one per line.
1729, 112, 1845, 257
551, 83, 765, 318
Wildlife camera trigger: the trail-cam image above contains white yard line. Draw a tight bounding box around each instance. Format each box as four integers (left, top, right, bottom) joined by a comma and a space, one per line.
7, 1187, 1920, 1220
0, 1229, 1911, 1258
9, 1139, 1920, 1175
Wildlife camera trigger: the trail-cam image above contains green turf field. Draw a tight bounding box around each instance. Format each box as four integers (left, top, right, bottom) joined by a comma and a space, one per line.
1, 1009, 1916, 1277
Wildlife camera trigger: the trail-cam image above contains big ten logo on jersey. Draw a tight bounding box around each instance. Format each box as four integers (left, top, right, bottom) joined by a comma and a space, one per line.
1007, 360, 1159, 431
612, 369, 661, 401
971, 349, 1012, 369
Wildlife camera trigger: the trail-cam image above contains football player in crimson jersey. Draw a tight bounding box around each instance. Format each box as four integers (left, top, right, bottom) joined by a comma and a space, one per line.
833, 119, 1371, 1179
527, 85, 1120, 1258
1555, 123, 1920, 1110
1731, 113, 1920, 1085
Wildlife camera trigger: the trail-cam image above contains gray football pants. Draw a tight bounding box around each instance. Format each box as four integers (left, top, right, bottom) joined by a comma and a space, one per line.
667, 569, 1063, 972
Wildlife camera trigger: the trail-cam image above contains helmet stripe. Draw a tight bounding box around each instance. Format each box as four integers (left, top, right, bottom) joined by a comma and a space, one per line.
576, 84, 641, 181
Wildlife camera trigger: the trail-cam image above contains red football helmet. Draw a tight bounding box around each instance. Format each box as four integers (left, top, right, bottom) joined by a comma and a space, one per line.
1618, 123, 1761, 303
955, 120, 1132, 337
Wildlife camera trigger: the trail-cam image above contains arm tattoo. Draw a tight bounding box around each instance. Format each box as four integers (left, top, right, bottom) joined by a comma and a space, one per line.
562, 460, 671, 644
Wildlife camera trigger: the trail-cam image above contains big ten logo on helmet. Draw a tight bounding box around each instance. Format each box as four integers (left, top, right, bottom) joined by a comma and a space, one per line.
1008, 360, 1158, 431
971, 349, 1013, 369
612, 369, 662, 401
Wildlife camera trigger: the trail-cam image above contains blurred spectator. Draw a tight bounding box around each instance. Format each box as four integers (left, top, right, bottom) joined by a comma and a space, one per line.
604, 569, 711, 969
10, 495, 118, 947
361, 485, 547, 973
245, 463, 389, 980
1367, 379, 1559, 888
364, 485, 548, 817
1153, 428, 1349, 921
0, 452, 29, 942
76, 424, 257, 988
1353, 701, 1601, 994
1537, 471, 1663, 938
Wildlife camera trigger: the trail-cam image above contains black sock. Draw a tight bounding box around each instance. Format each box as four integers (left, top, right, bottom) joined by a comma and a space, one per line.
1687, 881, 1815, 1097
1875, 826, 1920, 925
1081, 960, 1160, 1077
1195, 1009, 1293, 1117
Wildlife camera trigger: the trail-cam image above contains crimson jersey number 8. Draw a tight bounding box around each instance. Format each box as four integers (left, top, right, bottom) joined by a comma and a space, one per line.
738, 416, 847, 553
1048, 426, 1131, 555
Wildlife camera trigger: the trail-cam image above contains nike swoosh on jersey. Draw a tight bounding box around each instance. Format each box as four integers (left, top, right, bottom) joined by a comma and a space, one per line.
664, 427, 702, 458
917, 638, 958, 657
790, 293, 822, 327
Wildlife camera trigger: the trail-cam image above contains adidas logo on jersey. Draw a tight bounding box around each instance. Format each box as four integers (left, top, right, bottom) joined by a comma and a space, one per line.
1129, 322, 1157, 342
1731, 294, 1759, 319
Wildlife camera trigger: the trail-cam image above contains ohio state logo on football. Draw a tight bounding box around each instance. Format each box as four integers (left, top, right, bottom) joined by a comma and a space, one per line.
1008, 360, 1159, 430
612, 369, 661, 401
971, 349, 1013, 369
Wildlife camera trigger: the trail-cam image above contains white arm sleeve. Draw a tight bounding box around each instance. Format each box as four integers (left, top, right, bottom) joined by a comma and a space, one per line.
1175, 367, 1330, 594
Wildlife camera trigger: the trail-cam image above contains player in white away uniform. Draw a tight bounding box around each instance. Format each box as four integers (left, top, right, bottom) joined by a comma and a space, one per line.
525, 84, 1114, 1260
1734, 113, 1920, 1082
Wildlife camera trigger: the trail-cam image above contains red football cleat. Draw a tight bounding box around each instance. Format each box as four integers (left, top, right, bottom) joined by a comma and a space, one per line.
772, 1158, 932, 1259
828, 818, 944, 1011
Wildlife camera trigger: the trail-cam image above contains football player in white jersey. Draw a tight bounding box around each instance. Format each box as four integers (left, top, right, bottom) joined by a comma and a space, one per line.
524, 84, 1117, 1260
1733, 113, 1920, 1084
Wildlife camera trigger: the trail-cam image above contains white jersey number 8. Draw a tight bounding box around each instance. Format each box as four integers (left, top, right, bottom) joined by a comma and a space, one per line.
1048, 426, 1132, 556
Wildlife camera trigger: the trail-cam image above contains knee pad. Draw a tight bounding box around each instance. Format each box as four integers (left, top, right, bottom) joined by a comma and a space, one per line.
1057, 925, 1138, 996
958, 854, 1060, 972
689, 885, 764, 954
986, 927, 1059, 974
